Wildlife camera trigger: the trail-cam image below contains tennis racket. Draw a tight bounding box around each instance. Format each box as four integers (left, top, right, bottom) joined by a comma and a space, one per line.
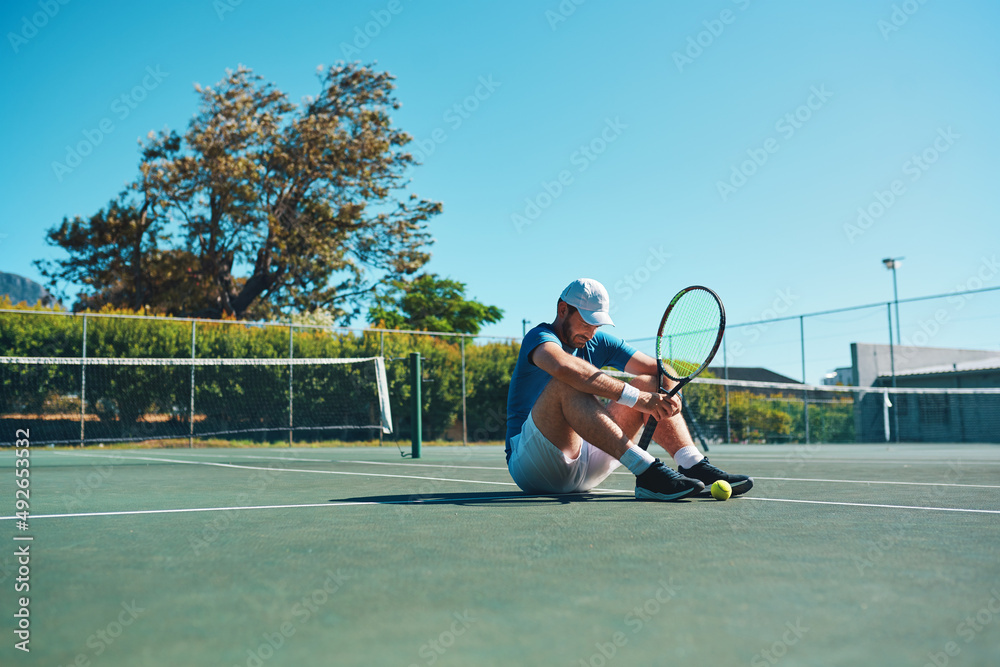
636, 286, 726, 451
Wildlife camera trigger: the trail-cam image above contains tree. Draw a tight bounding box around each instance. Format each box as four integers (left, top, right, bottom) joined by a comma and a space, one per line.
367, 274, 503, 335
37, 63, 441, 320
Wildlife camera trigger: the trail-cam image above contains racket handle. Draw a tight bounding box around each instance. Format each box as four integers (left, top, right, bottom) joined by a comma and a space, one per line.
636, 415, 657, 451
665, 377, 689, 398
636, 378, 689, 450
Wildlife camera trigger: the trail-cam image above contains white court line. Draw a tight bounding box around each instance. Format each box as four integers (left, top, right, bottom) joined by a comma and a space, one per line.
751, 476, 1000, 489
57, 450, 510, 470
51, 451, 517, 486
199, 457, 1000, 487
4, 490, 999, 521
51, 451, 1000, 491
17, 451, 993, 520
52, 450, 512, 472
741, 497, 1000, 515
114, 453, 1000, 481
1, 492, 590, 521
715, 455, 1000, 466
36, 450, 1000, 467
602, 470, 1000, 489
200, 453, 333, 463
338, 459, 506, 471
203, 454, 509, 472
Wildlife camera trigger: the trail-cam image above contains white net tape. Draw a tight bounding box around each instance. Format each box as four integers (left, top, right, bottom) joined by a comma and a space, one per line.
1, 356, 392, 446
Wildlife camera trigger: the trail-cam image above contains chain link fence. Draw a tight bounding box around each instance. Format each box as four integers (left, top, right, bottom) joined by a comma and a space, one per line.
0, 308, 517, 447
2, 281, 999, 447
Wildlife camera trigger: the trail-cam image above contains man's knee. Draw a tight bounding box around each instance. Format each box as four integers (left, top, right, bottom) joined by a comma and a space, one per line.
628, 374, 658, 392
543, 376, 576, 394
537, 376, 588, 406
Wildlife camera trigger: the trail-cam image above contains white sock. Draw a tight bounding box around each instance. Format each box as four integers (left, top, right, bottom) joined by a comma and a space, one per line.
620, 446, 656, 476
673, 445, 704, 470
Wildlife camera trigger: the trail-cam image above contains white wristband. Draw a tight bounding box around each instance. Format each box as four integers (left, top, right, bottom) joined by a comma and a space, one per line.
616, 383, 640, 408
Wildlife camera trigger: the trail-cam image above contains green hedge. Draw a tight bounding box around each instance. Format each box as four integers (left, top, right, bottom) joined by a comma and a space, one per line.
0, 302, 519, 443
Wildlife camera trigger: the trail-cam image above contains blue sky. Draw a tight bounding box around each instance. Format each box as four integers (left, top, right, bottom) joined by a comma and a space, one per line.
2, 0, 998, 382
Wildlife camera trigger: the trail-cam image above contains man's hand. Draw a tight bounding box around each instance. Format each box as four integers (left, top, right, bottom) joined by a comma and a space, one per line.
533, 342, 685, 422
636, 390, 682, 421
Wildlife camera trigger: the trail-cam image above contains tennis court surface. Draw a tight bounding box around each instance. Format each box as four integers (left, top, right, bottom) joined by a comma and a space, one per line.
2, 443, 999, 666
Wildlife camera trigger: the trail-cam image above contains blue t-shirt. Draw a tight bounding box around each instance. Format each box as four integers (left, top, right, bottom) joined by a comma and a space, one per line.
505, 323, 637, 461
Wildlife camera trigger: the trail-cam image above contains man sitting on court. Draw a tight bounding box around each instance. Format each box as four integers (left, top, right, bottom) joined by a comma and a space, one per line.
505, 278, 753, 500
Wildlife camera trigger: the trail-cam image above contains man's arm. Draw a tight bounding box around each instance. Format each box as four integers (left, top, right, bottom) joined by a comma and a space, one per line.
531, 343, 679, 420
623, 350, 658, 377
625, 350, 683, 396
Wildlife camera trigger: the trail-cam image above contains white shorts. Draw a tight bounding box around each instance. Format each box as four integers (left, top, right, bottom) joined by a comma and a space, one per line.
507, 412, 621, 494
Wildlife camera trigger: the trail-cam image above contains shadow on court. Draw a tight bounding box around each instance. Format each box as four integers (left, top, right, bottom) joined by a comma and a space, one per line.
330, 490, 641, 505
330, 490, 732, 505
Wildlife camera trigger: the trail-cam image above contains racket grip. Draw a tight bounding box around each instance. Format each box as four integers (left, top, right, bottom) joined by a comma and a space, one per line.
636, 415, 657, 451
637, 378, 688, 450
664, 377, 688, 398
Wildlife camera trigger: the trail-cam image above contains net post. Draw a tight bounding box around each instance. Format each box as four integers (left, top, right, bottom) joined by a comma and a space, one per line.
189, 321, 196, 448
80, 313, 87, 448
410, 352, 422, 459
882, 389, 891, 442
800, 315, 809, 444
379, 331, 384, 447
288, 323, 294, 447
461, 336, 468, 447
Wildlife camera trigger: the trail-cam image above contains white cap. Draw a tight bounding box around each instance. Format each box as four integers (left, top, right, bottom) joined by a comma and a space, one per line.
560, 278, 614, 326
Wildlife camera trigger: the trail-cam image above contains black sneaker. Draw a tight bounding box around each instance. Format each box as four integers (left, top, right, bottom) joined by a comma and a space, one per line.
678, 458, 754, 496
635, 459, 705, 501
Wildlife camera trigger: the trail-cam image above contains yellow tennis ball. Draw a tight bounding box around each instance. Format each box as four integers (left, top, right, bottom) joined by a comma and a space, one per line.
710, 480, 732, 501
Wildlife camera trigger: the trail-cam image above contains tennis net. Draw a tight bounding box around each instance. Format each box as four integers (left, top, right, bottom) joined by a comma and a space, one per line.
679, 377, 1000, 444
0, 356, 391, 446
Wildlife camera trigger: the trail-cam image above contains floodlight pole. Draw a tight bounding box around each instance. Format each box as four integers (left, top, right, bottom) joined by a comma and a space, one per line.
800, 315, 809, 444
886, 303, 900, 443
882, 257, 904, 345
891, 266, 900, 345
722, 334, 731, 444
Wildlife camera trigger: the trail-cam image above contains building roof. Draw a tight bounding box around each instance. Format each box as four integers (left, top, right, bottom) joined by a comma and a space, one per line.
877, 356, 1000, 378
705, 367, 802, 384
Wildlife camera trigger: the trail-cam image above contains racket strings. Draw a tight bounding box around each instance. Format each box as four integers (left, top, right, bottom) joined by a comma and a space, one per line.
659, 290, 723, 379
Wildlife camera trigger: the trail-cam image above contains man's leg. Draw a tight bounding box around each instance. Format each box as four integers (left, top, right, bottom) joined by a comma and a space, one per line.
607, 375, 754, 496
524, 379, 705, 500
606, 374, 693, 457
530, 377, 633, 460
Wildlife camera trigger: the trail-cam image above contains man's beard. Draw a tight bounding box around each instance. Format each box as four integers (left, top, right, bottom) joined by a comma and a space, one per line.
560, 319, 584, 348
